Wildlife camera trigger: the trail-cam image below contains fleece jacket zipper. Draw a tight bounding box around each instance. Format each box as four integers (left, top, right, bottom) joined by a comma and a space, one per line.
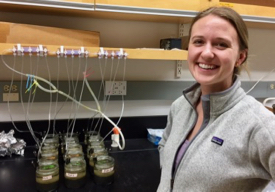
170, 95, 211, 192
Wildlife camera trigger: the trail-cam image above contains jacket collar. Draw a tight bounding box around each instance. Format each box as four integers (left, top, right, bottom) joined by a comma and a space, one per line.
183, 76, 246, 116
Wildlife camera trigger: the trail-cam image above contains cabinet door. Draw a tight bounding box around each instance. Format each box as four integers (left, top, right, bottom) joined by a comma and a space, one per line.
95, 0, 218, 11
220, 0, 275, 19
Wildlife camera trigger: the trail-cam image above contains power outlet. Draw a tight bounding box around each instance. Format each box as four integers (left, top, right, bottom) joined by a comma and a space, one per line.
3, 84, 19, 102
105, 81, 127, 95
3, 93, 19, 102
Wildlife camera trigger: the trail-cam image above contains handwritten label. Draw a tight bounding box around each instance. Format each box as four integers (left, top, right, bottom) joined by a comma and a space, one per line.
102, 167, 114, 173
42, 175, 52, 181
66, 173, 77, 177
66, 173, 78, 178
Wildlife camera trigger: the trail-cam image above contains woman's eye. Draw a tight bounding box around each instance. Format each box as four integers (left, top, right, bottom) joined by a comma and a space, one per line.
216, 42, 228, 48
193, 40, 203, 45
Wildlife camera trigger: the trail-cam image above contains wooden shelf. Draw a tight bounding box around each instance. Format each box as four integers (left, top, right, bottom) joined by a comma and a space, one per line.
0, 43, 188, 60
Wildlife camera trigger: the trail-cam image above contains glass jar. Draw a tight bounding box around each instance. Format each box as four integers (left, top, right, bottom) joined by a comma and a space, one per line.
45, 134, 59, 143
89, 147, 108, 174
41, 145, 57, 153
41, 150, 58, 162
84, 131, 98, 145
61, 137, 79, 155
36, 160, 59, 192
64, 148, 84, 161
86, 141, 105, 159
88, 135, 103, 146
44, 138, 59, 149
64, 156, 86, 188
94, 155, 115, 185
61, 133, 79, 143
66, 143, 82, 151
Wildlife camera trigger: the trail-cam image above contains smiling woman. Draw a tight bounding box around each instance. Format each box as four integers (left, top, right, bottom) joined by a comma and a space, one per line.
157, 6, 275, 192
187, 8, 248, 95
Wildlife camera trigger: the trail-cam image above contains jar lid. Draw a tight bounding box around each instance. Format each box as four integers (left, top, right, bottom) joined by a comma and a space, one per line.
88, 135, 102, 142
85, 130, 98, 136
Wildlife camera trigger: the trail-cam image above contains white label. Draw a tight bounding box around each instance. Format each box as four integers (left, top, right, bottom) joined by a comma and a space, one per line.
66, 173, 78, 178
102, 167, 114, 173
42, 175, 52, 181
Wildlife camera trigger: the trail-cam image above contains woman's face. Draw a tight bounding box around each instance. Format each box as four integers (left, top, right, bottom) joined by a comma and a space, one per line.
187, 14, 246, 94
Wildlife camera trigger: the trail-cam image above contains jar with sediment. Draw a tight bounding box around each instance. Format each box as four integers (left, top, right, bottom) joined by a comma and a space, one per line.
64, 156, 86, 188
84, 131, 98, 145
61, 137, 79, 154
89, 147, 108, 174
94, 155, 115, 185
86, 141, 105, 159
36, 159, 59, 192
87, 135, 103, 146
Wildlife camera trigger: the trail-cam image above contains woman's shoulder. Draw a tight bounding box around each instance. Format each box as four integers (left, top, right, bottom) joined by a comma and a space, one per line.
241, 95, 275, 128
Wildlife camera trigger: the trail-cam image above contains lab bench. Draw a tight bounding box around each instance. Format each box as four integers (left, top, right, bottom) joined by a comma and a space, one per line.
0, 139, 161, 192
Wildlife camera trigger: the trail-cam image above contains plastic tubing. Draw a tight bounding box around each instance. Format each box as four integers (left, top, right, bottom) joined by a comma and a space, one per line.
263, 97, 275, 107
35, 79, 125, 150
2, 49, 125, 150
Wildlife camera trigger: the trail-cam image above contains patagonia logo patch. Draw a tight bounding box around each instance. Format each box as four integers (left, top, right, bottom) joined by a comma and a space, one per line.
211, 136, 224, 146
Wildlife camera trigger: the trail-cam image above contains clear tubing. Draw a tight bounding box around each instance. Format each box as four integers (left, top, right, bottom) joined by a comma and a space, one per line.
90, 58, 107, 134
246, 67, 275, 94
116, 58, 127, 125
2, 49, 125, 150
263, 97, 275, 107
6, 55, 35, 134
52, 56, 60, 135
69, 56, 88, 138
52, 57, 71, 134
96, 58, 110, 134
25, 55, 41, 145
66, 56, 81, 137
38, 55, 54, 160
19, 55, 40, 146
98, 57, 120, 134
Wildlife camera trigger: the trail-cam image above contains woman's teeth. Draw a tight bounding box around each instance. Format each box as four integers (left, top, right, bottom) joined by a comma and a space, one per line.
198, 63, 217, 69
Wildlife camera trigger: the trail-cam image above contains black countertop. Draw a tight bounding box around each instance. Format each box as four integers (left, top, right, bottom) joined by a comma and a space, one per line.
0, 139, 161, 192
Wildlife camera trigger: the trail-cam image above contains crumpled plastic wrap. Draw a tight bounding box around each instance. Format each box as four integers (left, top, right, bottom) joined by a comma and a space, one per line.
0, 130, 26, 157
147, 128, 164, 146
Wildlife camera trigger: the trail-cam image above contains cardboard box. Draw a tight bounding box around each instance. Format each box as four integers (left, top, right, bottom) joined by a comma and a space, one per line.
0, 22, 100, 47
181, 36, 189, 50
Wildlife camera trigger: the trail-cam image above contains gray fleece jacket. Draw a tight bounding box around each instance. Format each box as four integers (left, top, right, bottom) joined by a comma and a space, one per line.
157, 77, 275, 192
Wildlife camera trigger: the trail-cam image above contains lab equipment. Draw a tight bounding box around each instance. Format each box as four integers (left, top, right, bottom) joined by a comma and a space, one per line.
36, 159, 59, 192
64, 156, 87, 188
94, 155, 115, 185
